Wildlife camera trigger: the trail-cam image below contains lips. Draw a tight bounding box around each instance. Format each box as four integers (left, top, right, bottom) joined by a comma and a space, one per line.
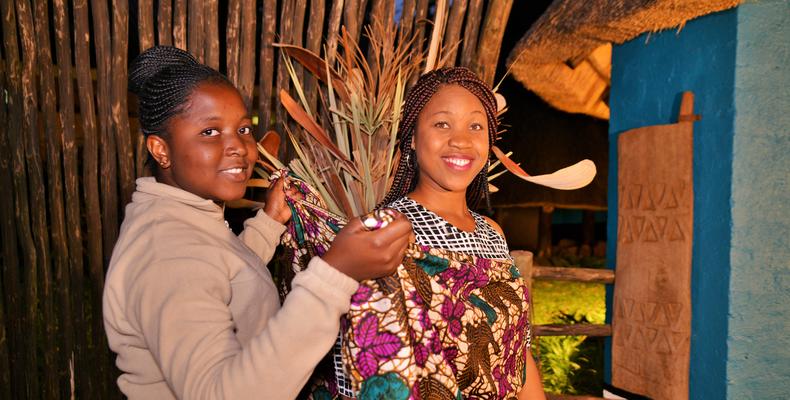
442, 155, 475, 171
219, 165, 249, 182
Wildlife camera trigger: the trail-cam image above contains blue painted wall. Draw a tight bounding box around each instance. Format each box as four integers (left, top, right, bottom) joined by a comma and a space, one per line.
728, 1, 790, 397
607, 9, 738, 399
607, 1, 790, 398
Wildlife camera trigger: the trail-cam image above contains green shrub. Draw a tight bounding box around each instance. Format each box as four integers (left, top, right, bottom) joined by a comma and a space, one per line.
532, 280, 606, 395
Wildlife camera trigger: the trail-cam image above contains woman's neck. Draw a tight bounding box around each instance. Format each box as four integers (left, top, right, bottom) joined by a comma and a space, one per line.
408, 185, 475, 231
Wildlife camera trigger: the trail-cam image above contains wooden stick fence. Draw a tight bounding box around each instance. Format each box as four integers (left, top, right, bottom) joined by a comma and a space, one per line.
0, 0, 515, 397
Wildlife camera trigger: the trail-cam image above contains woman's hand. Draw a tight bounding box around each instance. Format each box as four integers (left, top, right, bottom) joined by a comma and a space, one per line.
322, 212, 412, 281
263, 177, 294, 224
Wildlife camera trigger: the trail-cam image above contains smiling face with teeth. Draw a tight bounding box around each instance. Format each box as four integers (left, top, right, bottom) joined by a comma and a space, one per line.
147, 82, 257, 203
411, 84, 490, 199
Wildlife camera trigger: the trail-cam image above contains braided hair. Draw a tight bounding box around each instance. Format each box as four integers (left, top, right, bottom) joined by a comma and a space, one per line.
379, 67, 499, 209
129, 46, 234, 170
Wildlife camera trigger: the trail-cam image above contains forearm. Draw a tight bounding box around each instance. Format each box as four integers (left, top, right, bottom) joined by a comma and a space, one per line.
238, 209, 286, 263
518, 354, 546, 400
136, 257, 357, 400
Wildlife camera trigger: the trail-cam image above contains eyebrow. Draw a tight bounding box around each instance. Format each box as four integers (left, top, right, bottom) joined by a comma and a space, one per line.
428, 110, 484, 117
196, 114, 252, 123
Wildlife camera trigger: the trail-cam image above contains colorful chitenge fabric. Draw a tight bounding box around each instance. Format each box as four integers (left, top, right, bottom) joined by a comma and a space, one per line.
276, 170, 532, 400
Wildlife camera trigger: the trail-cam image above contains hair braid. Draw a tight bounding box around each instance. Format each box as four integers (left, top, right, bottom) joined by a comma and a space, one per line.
129, 46, 233, 170
380, 67, 499, 209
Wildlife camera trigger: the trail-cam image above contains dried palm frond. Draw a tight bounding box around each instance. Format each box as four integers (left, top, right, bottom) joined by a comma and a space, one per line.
268, 17, 426, 217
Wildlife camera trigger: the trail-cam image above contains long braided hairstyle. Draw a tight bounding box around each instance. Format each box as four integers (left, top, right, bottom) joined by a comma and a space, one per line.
129, 45, 234, 170
380, 67, 499, 209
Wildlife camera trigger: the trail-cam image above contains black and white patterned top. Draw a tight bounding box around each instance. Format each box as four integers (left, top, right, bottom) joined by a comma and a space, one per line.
388, 196, 512, 260
334, 197, 513, 397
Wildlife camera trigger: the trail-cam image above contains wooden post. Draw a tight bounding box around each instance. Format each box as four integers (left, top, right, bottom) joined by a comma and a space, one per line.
238, 0, 257, 108
325, 0, 344, 66
398, 0, 415, 39
14, 0, 45, 396
33, 0, 66, 394
92, 0, 116, 392
460, 0, 483, 68
157, 0, 173, 46
53, 1, 80, 397
204, 0, 219, 69
188, 0, 205, 61
277, 0, 294, 134
342, 0, 360, 46
258, 0, 277, 133
138, 0, 154, 51
173, 0, 187, 49
226, 0, 241, 86
0, 47, 24, 399
74, 0, 103, 395
113, 0, 135, 209
443, 0, 467, 66
305, 0, 325, 115
472, 0, 513, 86
538, 205, 554, 258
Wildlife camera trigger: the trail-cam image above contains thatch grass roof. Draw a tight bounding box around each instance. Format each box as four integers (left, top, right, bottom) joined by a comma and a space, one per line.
507, 0, 744, 119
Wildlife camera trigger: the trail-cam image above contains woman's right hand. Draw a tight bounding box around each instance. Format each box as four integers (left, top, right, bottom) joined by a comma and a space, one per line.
321, 212, 412, 281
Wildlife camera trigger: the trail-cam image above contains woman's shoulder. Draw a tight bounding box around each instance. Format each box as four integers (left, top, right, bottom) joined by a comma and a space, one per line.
479, 215, 505, 237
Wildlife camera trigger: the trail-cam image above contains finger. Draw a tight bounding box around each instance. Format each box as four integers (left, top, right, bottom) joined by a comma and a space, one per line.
369, 217, 412, 241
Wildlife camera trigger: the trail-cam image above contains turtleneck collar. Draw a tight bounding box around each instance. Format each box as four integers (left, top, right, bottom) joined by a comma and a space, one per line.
132, 177, 225, 220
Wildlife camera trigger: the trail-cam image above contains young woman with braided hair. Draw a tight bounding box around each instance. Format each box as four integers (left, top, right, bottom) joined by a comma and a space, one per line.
324, 67, 545, 399
102, 46, 411, 399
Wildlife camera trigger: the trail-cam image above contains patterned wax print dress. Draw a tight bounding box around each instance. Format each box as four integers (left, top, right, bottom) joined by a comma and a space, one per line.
277, 172, 533, 400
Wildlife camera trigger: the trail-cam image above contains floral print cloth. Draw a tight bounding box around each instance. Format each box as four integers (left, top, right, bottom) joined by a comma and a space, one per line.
275, 171, 532, 400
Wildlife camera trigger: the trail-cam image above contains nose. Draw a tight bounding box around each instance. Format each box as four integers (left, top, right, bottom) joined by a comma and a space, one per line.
447, 128, 473, 149
224, 131, 248, 157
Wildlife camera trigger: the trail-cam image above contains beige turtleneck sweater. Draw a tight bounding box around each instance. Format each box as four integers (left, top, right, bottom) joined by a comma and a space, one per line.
103, 177, 359, 399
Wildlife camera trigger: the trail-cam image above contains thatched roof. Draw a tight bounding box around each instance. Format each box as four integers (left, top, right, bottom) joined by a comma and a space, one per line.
507, 0, 744, 119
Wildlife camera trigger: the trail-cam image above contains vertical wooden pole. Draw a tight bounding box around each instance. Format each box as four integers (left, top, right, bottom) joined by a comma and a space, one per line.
204, 0, 219, 70
277, 0, 294, 134
158, 0, 173, 46
472, 0, 513, 86
459, 0, 482, 68
113, 0, 135, 211
53, 1, 80, 397
258, 0, 278, 133
238, 0, 257, 108
290, 0, 306, 89
94, 0, 119, 393
398, 0, 415, 39
33, 0, 67, 394
138, 0, 154, 51
305, 0, 325, 114
0, 61, 9, 396
342, 0, 360, 46
0, 47, 23, 399
173, 0, 187, 49
14, 0, 46, 396
325, 0, 343, 66
226, 0, 241, 85
74, 0, 103, 395
0, 3, 28, 398
443, 0, 467, 66
539, 205, 554, 258
188, 0, 205, 61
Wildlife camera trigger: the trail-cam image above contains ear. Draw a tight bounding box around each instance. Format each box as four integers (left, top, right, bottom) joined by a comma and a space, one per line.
146, 135, 170, 168
410, 136, 415, 151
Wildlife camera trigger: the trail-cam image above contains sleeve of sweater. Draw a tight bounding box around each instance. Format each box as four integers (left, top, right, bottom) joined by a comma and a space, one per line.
130, 254, 359, 399
237, 209, 287, 264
